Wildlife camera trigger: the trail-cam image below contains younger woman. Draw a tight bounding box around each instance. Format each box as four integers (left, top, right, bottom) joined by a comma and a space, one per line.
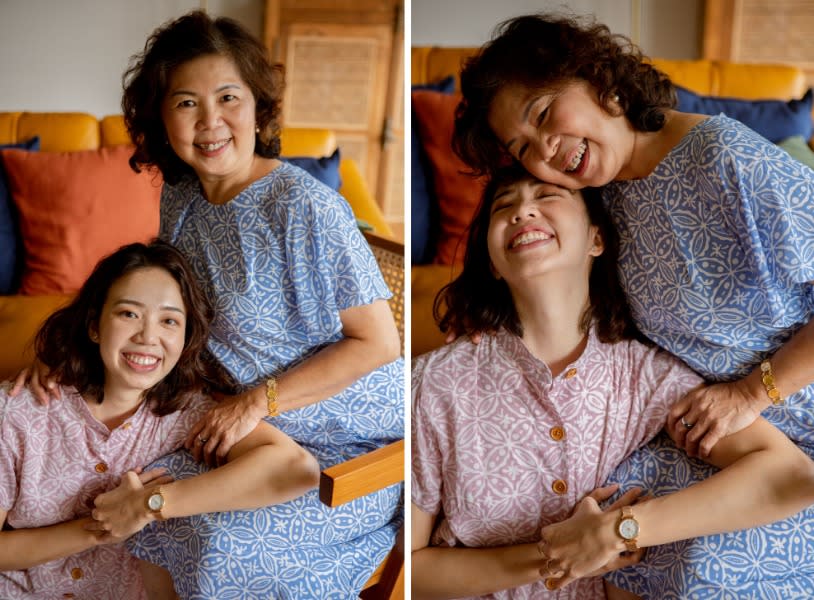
0, 241, 319, 599
411, 166, 814, 599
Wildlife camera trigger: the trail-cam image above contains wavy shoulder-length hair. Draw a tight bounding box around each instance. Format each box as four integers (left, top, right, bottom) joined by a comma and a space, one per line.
435, 164, 639, 344
453, 13, 676, 177
35, 240, 232, 415
122, 10, 285, 185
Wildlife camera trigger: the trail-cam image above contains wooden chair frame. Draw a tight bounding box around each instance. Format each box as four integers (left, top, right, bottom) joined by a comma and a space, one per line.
318, 231, 405, 600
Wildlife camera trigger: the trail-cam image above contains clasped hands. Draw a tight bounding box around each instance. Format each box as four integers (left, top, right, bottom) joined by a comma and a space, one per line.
84, 467, 173, 543
536, 484, 645, 591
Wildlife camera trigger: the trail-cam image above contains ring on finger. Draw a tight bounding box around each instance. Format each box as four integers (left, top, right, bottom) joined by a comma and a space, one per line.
681, 416, 694, 429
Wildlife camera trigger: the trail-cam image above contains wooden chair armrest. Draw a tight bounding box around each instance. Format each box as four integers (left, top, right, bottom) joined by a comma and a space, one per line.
319, 439, 405, 508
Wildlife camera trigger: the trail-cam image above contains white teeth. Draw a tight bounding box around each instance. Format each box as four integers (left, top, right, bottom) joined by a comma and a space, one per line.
511, 231, 552, 248
196, 139, 230, 151
124, 353, 159, 366
566, 141, 587, 172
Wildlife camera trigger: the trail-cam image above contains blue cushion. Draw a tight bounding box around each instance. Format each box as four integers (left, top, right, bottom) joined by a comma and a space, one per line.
412, 75, 455, 264
282, 149, 342, 191
675, 85, 814, 143
0, 137, 40, 294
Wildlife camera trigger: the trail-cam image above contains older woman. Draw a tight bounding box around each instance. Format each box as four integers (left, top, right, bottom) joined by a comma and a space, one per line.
16, 10, 403, 600
451, 12, 814, 598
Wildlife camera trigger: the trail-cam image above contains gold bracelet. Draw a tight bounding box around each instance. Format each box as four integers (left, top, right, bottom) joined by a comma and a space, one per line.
265, 377, 280, 417
760, 360, 783, 405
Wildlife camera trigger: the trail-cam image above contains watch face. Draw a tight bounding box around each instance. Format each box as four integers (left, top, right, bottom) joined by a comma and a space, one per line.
147, 492, 164, 511
619, 517, 639, 540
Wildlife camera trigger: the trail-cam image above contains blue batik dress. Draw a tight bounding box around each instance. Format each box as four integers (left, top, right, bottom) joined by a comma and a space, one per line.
126, 162, 404, 600
602, 115, 814, 598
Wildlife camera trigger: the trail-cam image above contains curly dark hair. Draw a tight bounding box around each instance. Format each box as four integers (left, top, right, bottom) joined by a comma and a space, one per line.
453, 13, 676, 177
122, 10, 285, 185
35, 240, 234, 415
435, 164, 639, 344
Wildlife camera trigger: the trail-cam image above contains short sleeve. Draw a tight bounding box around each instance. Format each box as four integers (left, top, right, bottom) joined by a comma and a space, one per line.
410, 356, 444, 515
0, 389, 20, 512
280, 177, 391, 312
153, 395, 217, 457
725, 125, 814, 286
614, 342, 704, 456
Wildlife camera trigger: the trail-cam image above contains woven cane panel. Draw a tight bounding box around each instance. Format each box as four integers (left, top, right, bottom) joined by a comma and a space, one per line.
284, 35, 377, 129
366, 235, 404, 354
731, 0, 814, 85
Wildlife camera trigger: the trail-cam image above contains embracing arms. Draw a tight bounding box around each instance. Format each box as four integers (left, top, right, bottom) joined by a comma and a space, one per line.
411, 487, 643, 600
184, 298, 401, 463
89, 421, 320, 541
541, 415, 814, 590
0, 470, 170, 571
670, 316, 814, 456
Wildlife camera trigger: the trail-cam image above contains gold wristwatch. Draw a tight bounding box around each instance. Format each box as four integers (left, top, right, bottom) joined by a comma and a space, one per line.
146, 487, 166, 520
617, 506, 640, 552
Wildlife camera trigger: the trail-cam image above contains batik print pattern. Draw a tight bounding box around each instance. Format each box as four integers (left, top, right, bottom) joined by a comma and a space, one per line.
126, 163, 404, 599
412, 329, 701, 599
0, 385, 212, 598
603, 115, 814, 598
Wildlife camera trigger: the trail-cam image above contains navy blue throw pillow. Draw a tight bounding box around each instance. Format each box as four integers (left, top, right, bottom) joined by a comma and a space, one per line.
282, 149, 342, 191
675, 85, 814, 143
0, 137, 40, 294
412, 75, 455, 264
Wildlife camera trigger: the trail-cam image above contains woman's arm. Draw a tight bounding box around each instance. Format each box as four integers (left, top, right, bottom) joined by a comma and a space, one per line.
412, 487, 644, 600
541, 416, 814, 590
0, 469, 170, 570
0, 510, 100, 571
670, 316, 814, 457
90, 421, 320, 540
186, 298, 400, 465
411, 503, 544, 599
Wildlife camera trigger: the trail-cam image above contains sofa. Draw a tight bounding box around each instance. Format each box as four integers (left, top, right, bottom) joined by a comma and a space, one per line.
0, 112, 392, 380
410, 46, 814, 357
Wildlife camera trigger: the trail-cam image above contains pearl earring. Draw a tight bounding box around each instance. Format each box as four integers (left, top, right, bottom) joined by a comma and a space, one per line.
612, 93, 620, 103
255, 125, 260, 133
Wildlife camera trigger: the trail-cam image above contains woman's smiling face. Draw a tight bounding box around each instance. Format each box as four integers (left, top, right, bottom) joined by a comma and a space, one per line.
487, 80, 637, 189
486, 177, 603, 286
93, 267, 187, 399
161, 53, 258, 186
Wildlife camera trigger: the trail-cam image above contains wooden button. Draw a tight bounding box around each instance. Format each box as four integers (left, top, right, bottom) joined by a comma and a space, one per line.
549, 426, 565, 441
552, 479, 568, 495
63, 594, 75, 599
94, 462, 108, 473
545, 578, 557, 590
564, 367, 577, 379
121, 422, 132, 430
70, 568, 83, 580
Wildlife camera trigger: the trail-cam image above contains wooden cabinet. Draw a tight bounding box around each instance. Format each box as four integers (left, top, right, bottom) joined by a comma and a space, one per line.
264, 0, 404, 235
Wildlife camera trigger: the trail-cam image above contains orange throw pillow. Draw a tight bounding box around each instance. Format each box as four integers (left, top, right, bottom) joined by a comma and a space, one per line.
412, 90, 486, 265
1, 145, 161, 295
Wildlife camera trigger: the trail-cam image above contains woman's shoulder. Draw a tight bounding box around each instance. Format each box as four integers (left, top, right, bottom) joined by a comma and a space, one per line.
0, 383, 80, 428
601, 335, 702, 388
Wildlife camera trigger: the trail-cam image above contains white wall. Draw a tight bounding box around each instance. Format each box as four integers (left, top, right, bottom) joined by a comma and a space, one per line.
410, 0, 702, 60
0, 0, 265, 117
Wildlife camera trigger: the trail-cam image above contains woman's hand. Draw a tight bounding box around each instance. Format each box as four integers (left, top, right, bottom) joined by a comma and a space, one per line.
9, 360, 60, 405
184, 390, 267, 467
539, 485, 645, 591
667, 379, 764, 459
87, 468, 173, 543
